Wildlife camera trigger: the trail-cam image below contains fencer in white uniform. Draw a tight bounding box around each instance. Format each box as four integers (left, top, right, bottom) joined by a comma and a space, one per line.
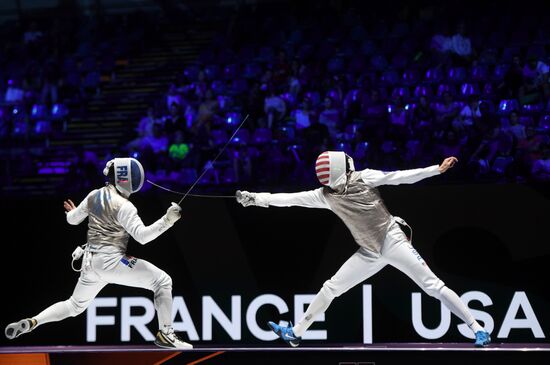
237, 151, 491, 347
5, 158, 192, 349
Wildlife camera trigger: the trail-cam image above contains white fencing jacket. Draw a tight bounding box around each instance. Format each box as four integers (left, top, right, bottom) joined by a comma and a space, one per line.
67, 184, 173, 255
255, 165, 440, 254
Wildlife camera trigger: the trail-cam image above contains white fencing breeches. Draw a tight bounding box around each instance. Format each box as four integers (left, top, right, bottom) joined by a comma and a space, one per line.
293, 222, 480, 337
34, 252, 173, 331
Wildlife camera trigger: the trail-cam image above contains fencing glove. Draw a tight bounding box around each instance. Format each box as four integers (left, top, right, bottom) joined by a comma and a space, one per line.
164, 202, 182, 225
236, 191, 269, 207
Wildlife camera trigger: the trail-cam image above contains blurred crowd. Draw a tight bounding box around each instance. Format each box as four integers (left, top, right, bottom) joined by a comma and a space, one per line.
1, 1, 549, 194
125, 1, 550, 188
0, 10, 149, 141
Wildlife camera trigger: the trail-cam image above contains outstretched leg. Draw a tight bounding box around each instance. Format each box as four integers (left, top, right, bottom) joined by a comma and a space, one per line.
384, 223, 491, 347
270, 247, 386, 346
5, 268, 105, 339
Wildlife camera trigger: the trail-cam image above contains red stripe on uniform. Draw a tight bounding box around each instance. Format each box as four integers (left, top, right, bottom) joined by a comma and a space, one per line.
316, 161, 330, 167
316, 167, 330, 173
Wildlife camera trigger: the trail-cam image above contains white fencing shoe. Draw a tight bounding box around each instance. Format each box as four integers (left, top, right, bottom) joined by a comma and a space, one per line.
154, 328, 193, 349
5, 318, 37, 340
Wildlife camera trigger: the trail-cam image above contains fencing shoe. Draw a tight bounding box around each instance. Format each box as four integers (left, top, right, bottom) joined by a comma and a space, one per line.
154, 328, 193, 349
474, 331, 491, 347
268, 321, 301, 347
5, 318, 37, 340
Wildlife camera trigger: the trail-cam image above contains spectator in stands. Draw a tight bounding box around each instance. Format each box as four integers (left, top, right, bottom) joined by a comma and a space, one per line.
273, 49, 290, 85
516, 125, 546, 174
264, 84, 286, 128
129, 106, 157, 150
467, 102, 506, 177
436, 130, 464, 161
498, 55, 523, 99
189, 89, 219, 167
301, 110, 330, 165
168, 130, 192, 170
193, 69, 208, 100
166, 83, 184, 110
519, 55, 550, 104
195, 88, 219, 129
461, 100, 491, 162
412, 95, 436, 130
361, 88, 387, 136
163, 102, 186, 136
261, 141, 288, 184
230, 146, 254, 183
502, 110, 526, 142
318, 96, 342, 139
453, 95, 480, 131
292, 96, 318, 130
288, 57, 306, 97
326, 75, 347, 108
378, 131, 402, 170
434, 91, 460, 131
493, 130, 517, 176
260, 69, 273, 88
41, 57, 60, 106
131, 122, 169, 160
388, 96, 409, 141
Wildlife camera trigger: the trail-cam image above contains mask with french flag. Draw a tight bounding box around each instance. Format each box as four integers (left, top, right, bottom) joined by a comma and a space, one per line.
103, 157, 145, 197
315, 151, 354, 189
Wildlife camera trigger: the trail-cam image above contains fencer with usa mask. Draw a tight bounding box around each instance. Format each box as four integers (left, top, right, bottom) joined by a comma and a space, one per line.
4, 158, 193, 349
237, 151, 491, 347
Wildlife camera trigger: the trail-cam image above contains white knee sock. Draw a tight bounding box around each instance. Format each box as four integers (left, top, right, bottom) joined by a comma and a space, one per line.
293, 288, 333, 337
439, 286, 484, 333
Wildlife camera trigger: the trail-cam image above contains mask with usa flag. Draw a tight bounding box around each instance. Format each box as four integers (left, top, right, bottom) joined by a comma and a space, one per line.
315, 151, 355, 190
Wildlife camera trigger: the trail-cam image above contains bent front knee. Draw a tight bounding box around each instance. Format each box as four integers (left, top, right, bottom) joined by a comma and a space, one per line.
152, 272, 172, 292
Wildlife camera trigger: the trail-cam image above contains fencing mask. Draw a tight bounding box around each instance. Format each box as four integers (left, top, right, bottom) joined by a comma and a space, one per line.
315, 151, 355, 190
103, 158, 145, 197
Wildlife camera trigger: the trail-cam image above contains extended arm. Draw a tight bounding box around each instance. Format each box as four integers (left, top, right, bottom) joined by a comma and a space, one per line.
118, 202, 181, 245
361, 157, 457, 187
237, 188, 330, 209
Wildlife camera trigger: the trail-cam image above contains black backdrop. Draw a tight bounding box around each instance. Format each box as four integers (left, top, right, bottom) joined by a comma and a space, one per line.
1, 182, 549, 346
